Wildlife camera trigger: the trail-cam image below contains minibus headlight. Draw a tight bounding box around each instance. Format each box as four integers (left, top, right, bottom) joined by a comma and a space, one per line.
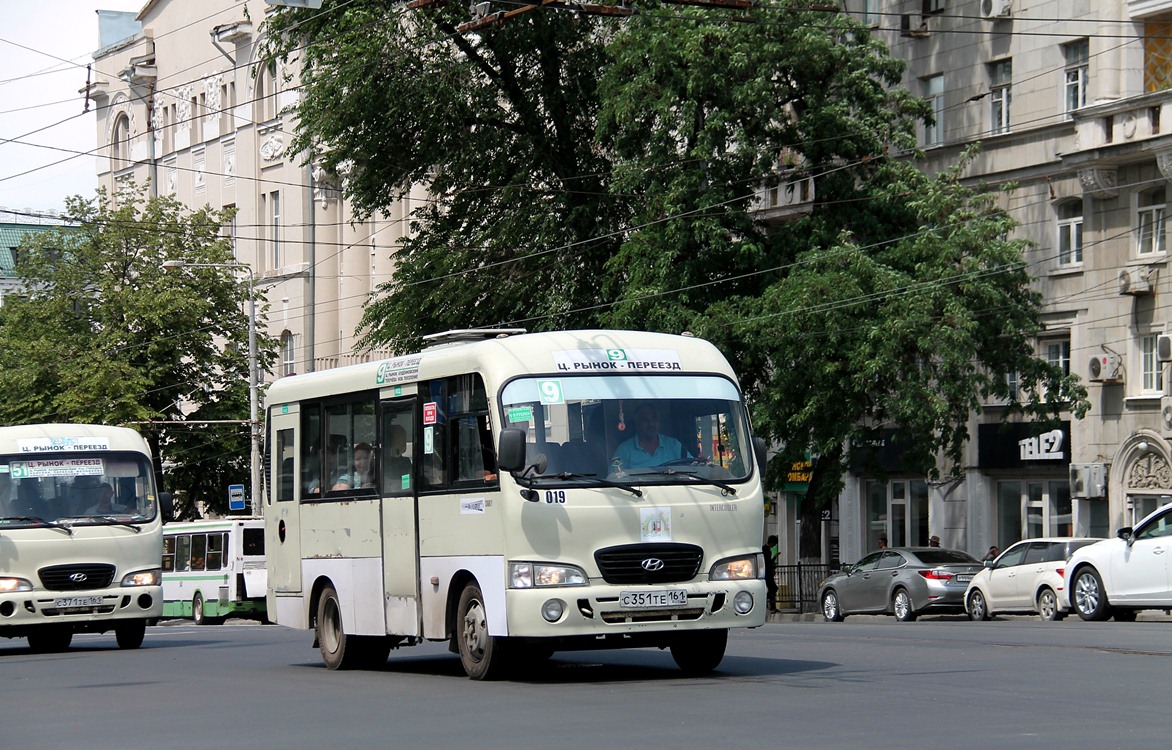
710, 555, 759, 581
510, 562, 588, 588
121, 568, 161, 587
0, 577, 33, 593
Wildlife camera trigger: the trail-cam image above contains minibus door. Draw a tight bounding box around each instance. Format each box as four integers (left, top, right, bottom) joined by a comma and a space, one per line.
381, 395, 420, 636
266, 408, 303, 599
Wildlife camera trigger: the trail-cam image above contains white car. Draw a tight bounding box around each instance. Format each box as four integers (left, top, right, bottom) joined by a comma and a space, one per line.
964, 538, 1102, 621
1064, 502, 1172, 621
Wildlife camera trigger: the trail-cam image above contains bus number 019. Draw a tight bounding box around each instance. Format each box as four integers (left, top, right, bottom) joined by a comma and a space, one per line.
545, 490, 566, 504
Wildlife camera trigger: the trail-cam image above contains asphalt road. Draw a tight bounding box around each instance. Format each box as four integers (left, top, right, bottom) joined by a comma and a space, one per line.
1, 614, 1167, 750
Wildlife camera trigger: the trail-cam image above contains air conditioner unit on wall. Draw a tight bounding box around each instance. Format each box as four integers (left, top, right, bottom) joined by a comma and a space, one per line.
980, 0, 1012, 19
1159, 334, 1172, 363
1119, 267, 1154, 296
1162, 396, 1172, 438
1070, 463, 1107, 499
1088, 353, 1123, 383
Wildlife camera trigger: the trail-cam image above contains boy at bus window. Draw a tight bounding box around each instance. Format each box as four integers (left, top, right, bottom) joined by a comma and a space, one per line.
332, 442, 376, 490
611, 403, 691, 471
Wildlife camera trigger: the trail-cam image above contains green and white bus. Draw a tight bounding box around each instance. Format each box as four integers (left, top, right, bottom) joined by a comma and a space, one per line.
265, 329, 769, 679
161, 518, 266, 624
0, 424, 171, 652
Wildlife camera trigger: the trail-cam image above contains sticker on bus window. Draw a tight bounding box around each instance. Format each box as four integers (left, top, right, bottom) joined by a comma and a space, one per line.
537, 380, 564, 405
640, 507, 671, 542
423, 426, 434, 455
507, 406, 534, 424
423, 402, 438, 425
400, 474, 411, 490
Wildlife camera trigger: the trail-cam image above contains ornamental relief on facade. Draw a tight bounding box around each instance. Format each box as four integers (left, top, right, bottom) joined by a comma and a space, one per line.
1126, 453, 1172, 491
1078, 167, 1118, 199
176, 85, 193, 131
260, 134, 285, 163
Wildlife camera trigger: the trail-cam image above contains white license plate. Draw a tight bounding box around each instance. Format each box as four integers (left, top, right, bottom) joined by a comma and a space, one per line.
955, 574, 973, 583
54, 596, 104, 608
619, 589, 687, 609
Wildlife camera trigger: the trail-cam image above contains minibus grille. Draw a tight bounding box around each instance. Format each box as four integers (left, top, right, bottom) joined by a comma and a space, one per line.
594, 543, 703, 584
39, 563, 116, 591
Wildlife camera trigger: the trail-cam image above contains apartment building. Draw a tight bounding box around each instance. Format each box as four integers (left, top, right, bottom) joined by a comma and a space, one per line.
805, 0, 1172, 566
87, 0, 414, 379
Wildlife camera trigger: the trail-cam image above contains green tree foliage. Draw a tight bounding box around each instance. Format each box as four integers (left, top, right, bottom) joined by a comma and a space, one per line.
263, 2, 622, 350
265, 2, 1089, 553
0, 188, 275, 517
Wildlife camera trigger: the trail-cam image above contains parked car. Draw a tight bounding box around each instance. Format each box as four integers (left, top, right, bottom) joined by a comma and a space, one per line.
1064, 502, 1172, 621
819, 547, 983, 622
964, 537, 1102, 621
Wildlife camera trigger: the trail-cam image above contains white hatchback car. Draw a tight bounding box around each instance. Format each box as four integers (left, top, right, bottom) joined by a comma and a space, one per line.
965, 537, 1102, 621
1064, 502, 1172, 621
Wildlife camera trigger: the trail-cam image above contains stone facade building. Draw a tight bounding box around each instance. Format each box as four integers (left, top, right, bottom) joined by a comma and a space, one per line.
88, 0, 417, 380
813, 0, 1172, 566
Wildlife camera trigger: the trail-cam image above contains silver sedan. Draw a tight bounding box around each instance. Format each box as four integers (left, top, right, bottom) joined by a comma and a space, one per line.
819, 547, 983, 622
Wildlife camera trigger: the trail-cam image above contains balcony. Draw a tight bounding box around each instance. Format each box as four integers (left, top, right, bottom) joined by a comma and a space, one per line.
1060, 90, 1172, 197
753, 171, 815, 224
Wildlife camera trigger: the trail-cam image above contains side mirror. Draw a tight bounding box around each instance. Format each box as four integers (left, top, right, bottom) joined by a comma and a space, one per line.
983, 560, 994, 569
752, 437, 768, 474
840, 563, 854, 575
497, 429, 527, 473
159, 491, 175, 523
1117, 526, 1134, 544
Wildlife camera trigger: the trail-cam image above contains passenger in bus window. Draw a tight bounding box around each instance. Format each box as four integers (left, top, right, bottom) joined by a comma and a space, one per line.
332, 442, 376, 490
85, 483, 126, 515
611, 402, 690, 471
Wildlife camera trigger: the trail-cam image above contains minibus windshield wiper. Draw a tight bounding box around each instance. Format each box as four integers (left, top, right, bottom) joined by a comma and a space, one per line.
633, 470, 738, 495
78, 516, 142, 533
520, 472, 643, 498
0, 516, 74, 535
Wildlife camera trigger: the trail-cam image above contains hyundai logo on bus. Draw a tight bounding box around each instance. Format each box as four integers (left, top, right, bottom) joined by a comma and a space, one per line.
69, 573, 88, 582
641, 558, 665, 572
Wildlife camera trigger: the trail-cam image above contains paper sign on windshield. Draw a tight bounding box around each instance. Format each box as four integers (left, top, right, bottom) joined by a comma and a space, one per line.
10, 458, 104, 479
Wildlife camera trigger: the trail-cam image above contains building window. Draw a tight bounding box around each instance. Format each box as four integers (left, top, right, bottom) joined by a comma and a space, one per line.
256, 60, 278, 122
1141, 333, 1164, 393
997, 480, 1072, 546
922, 0, 945, 13
990, 59, 1012, 135
280, 331, 296, 376
1056, 200, 1083, 266
223, 204, 238, 259
110, 113, 131, 172
865, 479, 930, 550
1064, 39, 1089, 114
1138, 187, 1166, 256
266, 190, 281, 269
220, 80, 236, 133
1045, 339, 1071, 376
923, 74, 944, 147
862, 0, 880, 26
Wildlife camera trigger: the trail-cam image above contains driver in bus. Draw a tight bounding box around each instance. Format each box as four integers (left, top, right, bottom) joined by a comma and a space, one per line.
611, 402, 691, 471
85, 483, 126, 515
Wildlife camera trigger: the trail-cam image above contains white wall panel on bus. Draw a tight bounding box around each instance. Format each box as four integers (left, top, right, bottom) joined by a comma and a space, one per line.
302, 557, 386, 636
419, 555, 506, 638
273, 593, 306, 629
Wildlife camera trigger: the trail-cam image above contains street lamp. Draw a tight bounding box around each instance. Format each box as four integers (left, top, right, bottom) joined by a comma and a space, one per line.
162, 259, 261, 515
